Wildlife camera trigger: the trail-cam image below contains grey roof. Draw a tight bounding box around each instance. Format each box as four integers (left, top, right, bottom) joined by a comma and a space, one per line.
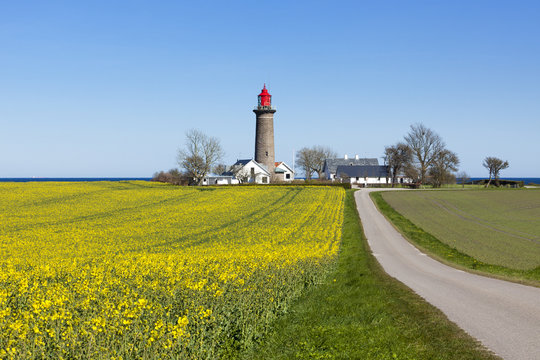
335, 165, 388, 178
222, 159, 271, 177
275, 162, 294, 173
324, 158, 379, 175
233, 159, 252, 166
221, 159, 252, 176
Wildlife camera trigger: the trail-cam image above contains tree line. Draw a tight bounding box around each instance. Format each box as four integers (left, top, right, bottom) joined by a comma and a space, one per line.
385, 123, 459, 187
153, 126, 510, 187
385, 123, 509, 187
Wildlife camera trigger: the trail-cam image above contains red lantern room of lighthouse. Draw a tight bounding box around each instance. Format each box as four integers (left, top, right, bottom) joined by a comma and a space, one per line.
257, 84, 272, 109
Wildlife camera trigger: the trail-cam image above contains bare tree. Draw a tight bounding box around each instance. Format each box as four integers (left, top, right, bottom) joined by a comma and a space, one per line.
312, 146, 337, 179
403, 162, 420, 184
384, 142, 412, 187
296, 147, 317, 180
429, 149, 459, 187
177, 129, 224, 186
457, 171, 470, 189
338, 171, 351, 184
230, 165, 251, 183
404, 123, 445, 185
213, 163, 228, 176
296, 146, 336, 180
482, 157, 509, 187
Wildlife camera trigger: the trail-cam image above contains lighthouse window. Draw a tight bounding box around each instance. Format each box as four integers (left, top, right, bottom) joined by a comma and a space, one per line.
265, 151, 268, 156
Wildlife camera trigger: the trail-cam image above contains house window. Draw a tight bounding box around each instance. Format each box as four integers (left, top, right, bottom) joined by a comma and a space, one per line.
262, 177, 268, 183
355, 177, 359, 181
286, 173, 290, 179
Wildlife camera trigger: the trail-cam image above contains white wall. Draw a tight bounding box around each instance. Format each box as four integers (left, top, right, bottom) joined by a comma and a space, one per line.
349, 177, 389, 185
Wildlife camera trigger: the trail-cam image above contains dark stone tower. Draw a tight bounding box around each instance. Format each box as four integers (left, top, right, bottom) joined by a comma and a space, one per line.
254, 84, 276, 174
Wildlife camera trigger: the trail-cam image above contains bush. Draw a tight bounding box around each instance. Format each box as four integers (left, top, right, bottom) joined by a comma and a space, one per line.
471, 179, 524, 188
151, 169, 189, 185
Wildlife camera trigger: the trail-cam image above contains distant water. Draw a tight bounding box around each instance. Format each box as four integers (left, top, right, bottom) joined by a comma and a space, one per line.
469, 177, 540, 184
0, 178, 152, 182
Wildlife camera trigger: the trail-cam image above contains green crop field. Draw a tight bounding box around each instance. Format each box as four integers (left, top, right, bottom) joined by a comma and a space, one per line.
381, 190, 540, 271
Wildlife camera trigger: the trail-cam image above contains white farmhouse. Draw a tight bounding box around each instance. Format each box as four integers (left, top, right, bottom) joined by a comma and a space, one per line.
335, 165, 389, 186
324, 154, 411, 187
225, 159, 272, 184
202, 159, 295, 186
323, 155, 379, 180
274, 162, 294, 182
201, 175, 237, 186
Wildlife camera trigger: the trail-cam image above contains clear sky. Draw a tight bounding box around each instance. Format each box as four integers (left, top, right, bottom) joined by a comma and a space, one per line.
1, 1, 539, 177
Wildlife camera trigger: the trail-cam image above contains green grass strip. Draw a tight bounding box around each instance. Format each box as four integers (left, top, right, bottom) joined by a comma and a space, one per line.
371, 191, 540, 286
247, 190, 498, 359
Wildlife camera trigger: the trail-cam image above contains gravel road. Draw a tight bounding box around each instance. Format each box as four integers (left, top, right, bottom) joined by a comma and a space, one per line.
355, 189, 540, 360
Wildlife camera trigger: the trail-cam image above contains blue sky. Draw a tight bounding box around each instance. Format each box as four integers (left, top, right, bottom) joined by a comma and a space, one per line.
1, 1, 539, 177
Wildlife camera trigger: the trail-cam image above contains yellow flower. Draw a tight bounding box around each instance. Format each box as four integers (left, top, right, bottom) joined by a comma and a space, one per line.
0, 182, 344, 357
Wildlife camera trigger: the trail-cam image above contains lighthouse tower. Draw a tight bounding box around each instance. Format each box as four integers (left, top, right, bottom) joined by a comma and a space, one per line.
253, 84, 276, 174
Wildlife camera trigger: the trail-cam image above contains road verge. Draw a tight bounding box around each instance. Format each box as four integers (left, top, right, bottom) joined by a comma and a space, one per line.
248, 190, 498, 359
370, 191, 540, 287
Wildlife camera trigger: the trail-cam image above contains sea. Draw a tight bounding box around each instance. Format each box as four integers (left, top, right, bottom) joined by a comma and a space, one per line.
0, 178, 152, 182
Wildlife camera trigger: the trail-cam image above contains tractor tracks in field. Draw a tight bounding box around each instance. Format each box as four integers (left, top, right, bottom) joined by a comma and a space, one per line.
421, 195, 540, 245
143, 187, 305, 252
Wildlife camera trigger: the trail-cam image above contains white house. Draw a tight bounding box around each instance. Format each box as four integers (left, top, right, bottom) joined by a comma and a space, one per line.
201, 175, 238, 186
333, 165, 412, 187
334, 165, 389, 186
224, 159, 272, 184
274, 162, 294, 182
202, 159, 294, 185
323, 155, 380, 180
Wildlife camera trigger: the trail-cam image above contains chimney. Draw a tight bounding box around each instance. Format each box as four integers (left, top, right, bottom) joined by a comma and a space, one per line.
344, 154, 348, 160
355, 154, 359, 160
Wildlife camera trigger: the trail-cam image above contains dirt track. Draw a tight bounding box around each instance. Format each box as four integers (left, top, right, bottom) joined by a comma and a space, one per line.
355, 189, 540, 360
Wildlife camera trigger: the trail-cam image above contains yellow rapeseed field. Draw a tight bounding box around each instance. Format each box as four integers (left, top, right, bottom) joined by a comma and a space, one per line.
0, 181, 344, 359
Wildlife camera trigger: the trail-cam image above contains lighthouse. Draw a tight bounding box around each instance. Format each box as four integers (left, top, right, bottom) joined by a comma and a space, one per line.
253, 84, 276, 175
